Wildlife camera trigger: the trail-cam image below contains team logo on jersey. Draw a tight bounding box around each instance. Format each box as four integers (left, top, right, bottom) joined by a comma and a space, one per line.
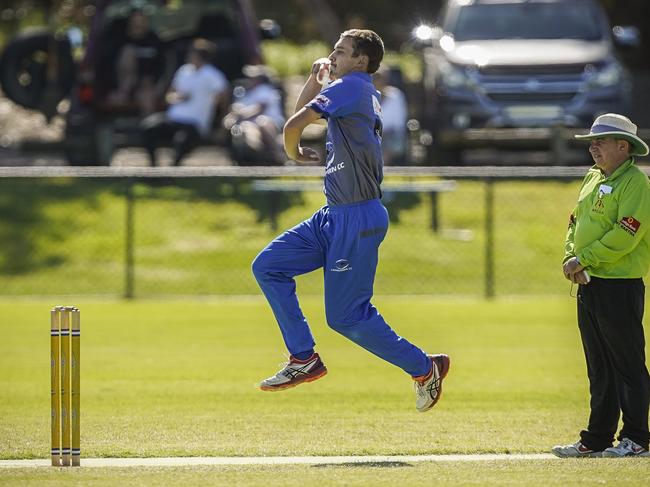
314, 94, 331, 109
372, 95, 381, 115
325, 141, 334, 166
331, 259, 352, 272
619, 216, 641, 236
325, 162, 345, 175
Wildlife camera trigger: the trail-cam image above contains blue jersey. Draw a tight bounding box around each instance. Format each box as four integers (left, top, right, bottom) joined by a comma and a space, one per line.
306, 72, 384, 206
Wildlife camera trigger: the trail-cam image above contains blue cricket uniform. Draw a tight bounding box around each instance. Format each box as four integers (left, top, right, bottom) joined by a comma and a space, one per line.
252, 72, 430, 376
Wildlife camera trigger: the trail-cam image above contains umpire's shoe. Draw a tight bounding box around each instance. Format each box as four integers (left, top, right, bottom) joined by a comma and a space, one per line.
602, 438, 650, 457
414, 354, 450, 412
259, 353, 327, 391
551, 440, 604, 458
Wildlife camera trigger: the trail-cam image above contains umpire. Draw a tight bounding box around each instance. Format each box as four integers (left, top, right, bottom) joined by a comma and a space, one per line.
552, 113, 650, 458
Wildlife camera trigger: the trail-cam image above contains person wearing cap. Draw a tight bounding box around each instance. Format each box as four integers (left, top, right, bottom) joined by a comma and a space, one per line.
222, 64, 286, 164
552, 113, 650, 458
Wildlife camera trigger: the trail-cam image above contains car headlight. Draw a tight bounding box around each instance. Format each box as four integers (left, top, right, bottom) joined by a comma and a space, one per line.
587, 62, 621, 87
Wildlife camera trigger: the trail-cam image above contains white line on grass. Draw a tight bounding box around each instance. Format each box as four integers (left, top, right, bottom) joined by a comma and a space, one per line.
0, 454, 556, 468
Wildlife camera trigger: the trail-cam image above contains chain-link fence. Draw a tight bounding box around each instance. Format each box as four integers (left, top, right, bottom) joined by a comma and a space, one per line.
0, 166, 619, 298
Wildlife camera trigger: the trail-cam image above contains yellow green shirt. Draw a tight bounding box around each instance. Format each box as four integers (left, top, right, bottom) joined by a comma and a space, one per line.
564, 158, 650, 278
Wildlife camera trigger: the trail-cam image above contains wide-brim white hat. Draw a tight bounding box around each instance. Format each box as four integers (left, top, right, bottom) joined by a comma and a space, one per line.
575, 113, 649, 156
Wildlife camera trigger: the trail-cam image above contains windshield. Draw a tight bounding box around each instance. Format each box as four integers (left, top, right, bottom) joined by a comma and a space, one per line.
451, 2, 604, 41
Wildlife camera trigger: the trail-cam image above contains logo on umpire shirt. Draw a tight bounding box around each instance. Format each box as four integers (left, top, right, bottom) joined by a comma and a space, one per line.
592, 198, 605, 214
331, 259, 352, 272
619, 216, 641, 236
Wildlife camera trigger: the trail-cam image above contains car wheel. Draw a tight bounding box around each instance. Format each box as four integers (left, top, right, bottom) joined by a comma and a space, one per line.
0, 29, 75, 116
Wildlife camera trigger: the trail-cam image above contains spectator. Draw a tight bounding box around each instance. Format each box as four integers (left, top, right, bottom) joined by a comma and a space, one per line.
105, 8, 166, 115
223, 64, 286, 164
141, 39, 229, 166
373, 66, 408, 165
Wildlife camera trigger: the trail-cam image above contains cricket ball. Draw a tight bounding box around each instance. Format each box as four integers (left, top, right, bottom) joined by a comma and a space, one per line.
315, 57, 332, 86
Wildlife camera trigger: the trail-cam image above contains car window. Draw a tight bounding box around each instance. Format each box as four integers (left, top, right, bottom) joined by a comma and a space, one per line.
450, 2, 604, 41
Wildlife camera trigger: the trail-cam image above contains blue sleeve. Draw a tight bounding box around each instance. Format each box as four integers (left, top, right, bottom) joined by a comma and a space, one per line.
305, 77, 359, 119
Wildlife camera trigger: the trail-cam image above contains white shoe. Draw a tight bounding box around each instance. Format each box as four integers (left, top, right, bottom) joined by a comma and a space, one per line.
414, 354, 450, 412
602, 438, 650, 458
551, 440, 603, 458
259, 353, 327, 391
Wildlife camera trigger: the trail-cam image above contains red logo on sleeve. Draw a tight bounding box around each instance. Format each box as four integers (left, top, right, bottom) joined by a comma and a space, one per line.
314, 94, 331, 108
619, 216, 641, 235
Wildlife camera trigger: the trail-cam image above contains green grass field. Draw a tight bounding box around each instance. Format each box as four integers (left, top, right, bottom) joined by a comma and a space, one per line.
0, 178, 581, 297
1, 297, 648, 485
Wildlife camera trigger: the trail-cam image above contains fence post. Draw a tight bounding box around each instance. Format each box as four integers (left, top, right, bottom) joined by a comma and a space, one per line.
124, 180, 135, 299
484, 178, 495, 299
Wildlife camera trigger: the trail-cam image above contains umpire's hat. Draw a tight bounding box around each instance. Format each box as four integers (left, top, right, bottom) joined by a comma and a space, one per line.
575, 113, 649, 156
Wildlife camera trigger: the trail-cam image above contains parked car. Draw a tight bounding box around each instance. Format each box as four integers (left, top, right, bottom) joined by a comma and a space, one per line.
413, 0, 640, 164
0, 0, 278, 165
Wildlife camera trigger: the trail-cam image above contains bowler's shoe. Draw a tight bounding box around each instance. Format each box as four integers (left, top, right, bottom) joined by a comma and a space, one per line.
414, 354, 450, 412
260, 353, 327, 391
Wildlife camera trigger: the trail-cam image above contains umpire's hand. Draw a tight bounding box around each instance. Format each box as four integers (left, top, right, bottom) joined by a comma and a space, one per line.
563, 257, 588, 284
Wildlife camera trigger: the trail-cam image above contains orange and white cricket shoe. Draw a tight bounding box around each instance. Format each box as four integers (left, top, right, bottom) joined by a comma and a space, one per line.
413, 354, 450, 412
551, 440, 604, 458
259, 353, 327, 391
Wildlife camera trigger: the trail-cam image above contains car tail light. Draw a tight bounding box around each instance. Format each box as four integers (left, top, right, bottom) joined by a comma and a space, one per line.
78, 84, 94, 104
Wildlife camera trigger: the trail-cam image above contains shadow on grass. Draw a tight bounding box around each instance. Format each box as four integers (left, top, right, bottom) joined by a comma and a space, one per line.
0, 177, 302, 275
2, 176, 429, 279
0, 178, 106, 274
133, 177, 304, 227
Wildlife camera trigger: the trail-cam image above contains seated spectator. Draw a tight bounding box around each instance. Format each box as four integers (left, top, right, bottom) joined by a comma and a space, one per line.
141, 39, 229, 166
373, 66, 408, 165
223, 64, 286, 164
105, 8, 167, 115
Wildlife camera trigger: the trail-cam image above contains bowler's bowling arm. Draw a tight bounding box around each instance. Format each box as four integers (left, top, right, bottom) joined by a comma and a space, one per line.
283, 107, 322, 163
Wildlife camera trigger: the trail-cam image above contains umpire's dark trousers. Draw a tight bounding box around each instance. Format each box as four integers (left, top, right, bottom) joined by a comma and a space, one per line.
577, 277, 650, 450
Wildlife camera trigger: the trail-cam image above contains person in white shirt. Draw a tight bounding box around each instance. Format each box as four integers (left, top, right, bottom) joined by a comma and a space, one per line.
223, 64, 286, 164
141, 39, 229, 166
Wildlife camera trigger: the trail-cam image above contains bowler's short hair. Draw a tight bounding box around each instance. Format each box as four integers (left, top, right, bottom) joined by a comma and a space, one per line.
340, 29, 384, 74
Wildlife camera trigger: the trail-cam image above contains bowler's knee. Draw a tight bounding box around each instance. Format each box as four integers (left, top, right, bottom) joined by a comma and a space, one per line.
326, 316, 364, 343
325, 308, 353, 333
251, 252, 270, 281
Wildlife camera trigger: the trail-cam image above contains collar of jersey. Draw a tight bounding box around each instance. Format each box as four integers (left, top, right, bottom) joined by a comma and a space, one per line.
590, 157, 635, 181
342, 71, 371, 82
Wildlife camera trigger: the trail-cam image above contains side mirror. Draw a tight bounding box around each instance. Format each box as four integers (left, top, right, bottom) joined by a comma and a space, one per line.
260, 18, 281, 40
612, 25, 640, 49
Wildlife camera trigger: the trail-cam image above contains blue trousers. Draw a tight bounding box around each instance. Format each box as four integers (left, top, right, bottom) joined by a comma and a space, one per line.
252, 199, 430, 377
